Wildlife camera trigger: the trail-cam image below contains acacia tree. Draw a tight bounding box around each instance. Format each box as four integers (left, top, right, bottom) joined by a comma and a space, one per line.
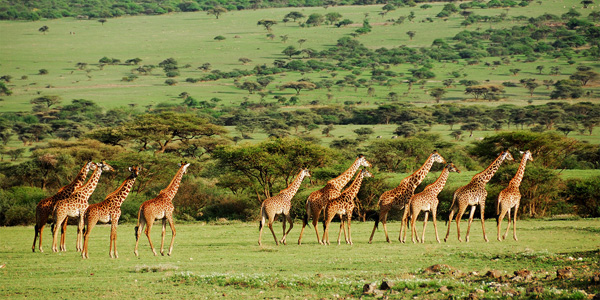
121, 112, 227, 154
282, 46, 300, 58
406, 31, 416, 40
207, 7, 227, 19
212, 137, 334, 200
38, 25, 49, 34
257, 19, 277, 32
280, 81, 316, 94
240, 81, 261, 94
429, 87, 447, 103
285, 11, 305, 22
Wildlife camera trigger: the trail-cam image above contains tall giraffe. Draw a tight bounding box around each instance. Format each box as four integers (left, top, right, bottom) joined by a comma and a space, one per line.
368, 150, 446, 244
322, 169, 373, 245
32, 161, 92, 252
497, 150, 533, 241
259, 168, 311, 246
134, 162, 190, 256
297, 155, 371, 245
444, 150, 514, 243
52, 161, 114, 252
82, 166, 141, 259
409, 163, 460, 244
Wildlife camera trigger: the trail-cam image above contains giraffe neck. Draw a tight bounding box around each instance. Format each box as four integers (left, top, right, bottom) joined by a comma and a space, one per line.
55, 162, 90, 197
280, 171, 308, 200
341, 171, 365, 201
161, 166, 187, 201
508, 155, 529, 188
106, 175, 137, 207
328, 157, 362, 190
474, 153, 506, 185
427, 167, 450, 195
407, 154, 436, 188
76, 166, 103, 197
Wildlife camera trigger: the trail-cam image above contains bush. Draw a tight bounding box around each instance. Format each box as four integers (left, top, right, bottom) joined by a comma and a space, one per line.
165, 79, 177, 86
0, 186, 47, 226
563, 176, 600, 217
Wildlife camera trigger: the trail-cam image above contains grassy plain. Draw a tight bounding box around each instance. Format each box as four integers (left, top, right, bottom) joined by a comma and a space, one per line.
1, 1, 599, 113
1, 220, 599, 299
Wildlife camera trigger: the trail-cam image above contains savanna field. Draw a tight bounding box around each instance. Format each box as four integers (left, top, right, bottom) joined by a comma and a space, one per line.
1, 0, 600, 298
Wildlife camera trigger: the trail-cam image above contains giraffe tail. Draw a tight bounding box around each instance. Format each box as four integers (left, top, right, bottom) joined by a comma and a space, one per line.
374, 216, 379, 230
134, 226, 139, 241
258, 205, 265, 231
302, 212, 309, 228
445, 192, 458, 226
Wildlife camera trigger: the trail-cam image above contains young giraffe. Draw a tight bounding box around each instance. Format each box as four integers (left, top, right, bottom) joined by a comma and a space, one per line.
82, 166, 141, 259
368, 150, 446, 244
409, 163, 461, 244
297, 155, 371, 245
32, 161, 92, 252
52, 161, 115, 253
496, 150, 533, 242
444, 150, 514, 243
322, 169, 373, 245
134, 162, 190, 257
259, 168, 311, 246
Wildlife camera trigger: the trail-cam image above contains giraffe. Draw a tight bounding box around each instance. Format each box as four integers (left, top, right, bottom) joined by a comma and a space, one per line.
32, 161, 92, 252
409, 163, 461, 244
322, 169, 373, 245
297, 154, 371, 245
51, 161, 115, 253
259, 168, 311, 246
444, 150, 514, 243
134, 162, 190, 256
368, 150, 446, 244
82, 166, 141, 259
497, 150, 533, 242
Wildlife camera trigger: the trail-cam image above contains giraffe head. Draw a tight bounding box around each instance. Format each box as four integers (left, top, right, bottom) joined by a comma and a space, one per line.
98, 160, 115, 172
446, 162, 461, 173
520, 150, 534, 162
361, 168, 373, 179
179, 161, 191, 174
501, 150, 514, 162
431, 150, 446, 164
357, 154, 372, 168
301, 168, 311, 178
129, 166, 142, 178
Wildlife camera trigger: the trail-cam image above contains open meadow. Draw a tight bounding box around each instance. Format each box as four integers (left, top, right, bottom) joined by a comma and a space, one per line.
1, 219, 599, 299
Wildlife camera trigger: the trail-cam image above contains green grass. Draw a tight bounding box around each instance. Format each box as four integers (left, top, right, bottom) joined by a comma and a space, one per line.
1, 1, 599, 113
2, 220, 599, 298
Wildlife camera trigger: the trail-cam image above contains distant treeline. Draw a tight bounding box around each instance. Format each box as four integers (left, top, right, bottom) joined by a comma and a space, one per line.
1, 0, 501, 21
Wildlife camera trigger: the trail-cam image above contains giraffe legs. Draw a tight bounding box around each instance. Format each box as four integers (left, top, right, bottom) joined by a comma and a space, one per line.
59, 218, 68, 252
144, 218, 158, 256
267, 219, 279, 246
32, 209, 49, 253
444, 205, 456, 242
497, 205, 509, 241
76, 215, 85, 252
165, 216, 176, 256
336, 216, 344, 245
346, 215, 353, 245
410, 208, 420, 244
160, 219, 167, 256
399, 204, 410, 243
512, 205, 519, 241
420, 211, 429, 244
297, 203, 310, 245
52, 212, 68, 253
431, 207, 440, 243
280, 214, 293, 245
312, 209, 324, 245
110, 222, 119, 258
465, 205, 477, 242
134, 218, 146, 257
479, 203, 489, 242
322, 212, 335, 245
369, 208, 390, 243
81, 216, 97, 259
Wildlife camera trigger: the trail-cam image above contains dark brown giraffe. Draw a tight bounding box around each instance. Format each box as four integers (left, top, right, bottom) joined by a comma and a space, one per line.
409, 163, 460, 243
444, 150, 514, 243
52, 161, 115, 252
32, 161, 92, 252
259, 168, 311, 246
134, 162, 190, 256
368, 150, 446, 243
297, 155, 371, 245
82, 166, 141, 259
497, 151, 533, 241
322, 169, 372, 245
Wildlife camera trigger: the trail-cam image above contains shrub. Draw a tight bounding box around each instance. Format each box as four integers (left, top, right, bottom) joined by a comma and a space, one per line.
0, 186, 47, 226
165, 79, 177, 86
